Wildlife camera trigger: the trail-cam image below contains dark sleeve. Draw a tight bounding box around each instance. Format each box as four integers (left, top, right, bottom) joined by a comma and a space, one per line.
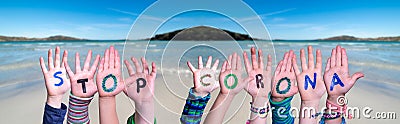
180, 88, 210, 124
42, 103, 67, 124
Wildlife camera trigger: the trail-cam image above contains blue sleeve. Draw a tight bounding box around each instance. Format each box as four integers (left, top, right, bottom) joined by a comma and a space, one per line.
42, 103, 67, 124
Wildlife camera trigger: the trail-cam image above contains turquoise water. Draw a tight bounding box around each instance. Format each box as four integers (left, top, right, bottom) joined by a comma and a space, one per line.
0, 40, 399, 98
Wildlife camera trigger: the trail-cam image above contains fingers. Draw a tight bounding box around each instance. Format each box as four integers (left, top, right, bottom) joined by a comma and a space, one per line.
99, 57, 105, 72
341, 48, 348, 69
125, 59, 134, 75
336, 45, 342, 66
325, 57, 331, 72
316, 49, 322, 71
48, 49, 54, 70
285, 50, 294, 72
150, 62, 157, 77
55, 46, 60, 68
61, 50, 68, 68
308, 46, 315, 69
266, 54, 272, 72
187, 61, 196, 72
330, 48, 336, 68
104, 48, 109, 69
350, 72, 364, 86
243, 51, 251, 73
275, 61, 283, 75
232, 53, 238, 70
300, 48, 307, 71
237, 54, 242, 70
258, 49, 264, 69
227, 55, 232, 70
198, 56, 204, 69
206, 56, 212, 69
251, 47, 258, 70
39, 57, 48, 73
65, 58, 74, 77
211, 59, 219, 70
292, 54, 300, 75
132, 57, 141, 73
142, 57, 149, 74
109, 46, 115, 69
83, 50, 92, 71
280, 52, 288, 72
221, 61, 227, 72
75, 52, 81, 72
115, 49, 120, 69
90, 55, 100, 73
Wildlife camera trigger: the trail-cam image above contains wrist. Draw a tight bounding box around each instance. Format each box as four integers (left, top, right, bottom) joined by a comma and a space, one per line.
327, 95, 344, 105
99, 96, 115, 102
46, 95, 63, 108
193, 88, 209, 97
271, 97, 285, 102
251, 96, 269, 106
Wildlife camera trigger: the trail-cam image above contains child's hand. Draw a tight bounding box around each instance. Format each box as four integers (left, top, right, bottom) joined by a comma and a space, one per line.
323, 45, 364, 102
271, 50, 298, 101
243, 47, 272, 98
187, 56, 220, 97
123, 57, 157, 103
219, 53, 254, 95
293, 46, 325, 102
39, 46, 70, 108
96, 46, 124, 97
65, 50, 100, 98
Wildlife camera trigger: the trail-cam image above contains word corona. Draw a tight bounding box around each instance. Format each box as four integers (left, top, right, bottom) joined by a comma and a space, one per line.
255, 74, 264, 88
276, 77, 291, 94
102, 74, 118, 92
77, 78, 88, 93
330, 73, 344, 91
53, 71, 63, 86
224, 74, 238, 89
136, 78, 147, 93
304, 73, 317, 90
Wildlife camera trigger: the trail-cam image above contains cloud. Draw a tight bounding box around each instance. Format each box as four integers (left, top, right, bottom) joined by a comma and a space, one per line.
118, 17, 133, 22
107, 8, 164, 22
268, 23, 311, 28
238, 8, 296, 22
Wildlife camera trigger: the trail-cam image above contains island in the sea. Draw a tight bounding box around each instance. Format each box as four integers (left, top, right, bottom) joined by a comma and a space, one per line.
0, 35, 86, 42
0, 26, 399, 41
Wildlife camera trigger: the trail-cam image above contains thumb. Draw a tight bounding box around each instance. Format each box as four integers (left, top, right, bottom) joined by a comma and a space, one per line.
350, 72, 364, 85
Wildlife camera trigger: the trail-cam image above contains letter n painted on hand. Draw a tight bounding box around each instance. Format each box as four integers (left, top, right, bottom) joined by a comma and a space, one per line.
53, 71, 63, 86
304, 73, 317, 90
255, 74, 264, 88
330, 73, 345, 91
136, 78, 147, 93
77, 78, 88, 93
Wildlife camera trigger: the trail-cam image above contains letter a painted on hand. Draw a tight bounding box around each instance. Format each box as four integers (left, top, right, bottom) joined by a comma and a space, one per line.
255, 74, 264, 88
330, 73, 345, 91
136, 78, 147, 93
77, 78, 89, 93
304, 73, 317, 90
53, 71, 64, 86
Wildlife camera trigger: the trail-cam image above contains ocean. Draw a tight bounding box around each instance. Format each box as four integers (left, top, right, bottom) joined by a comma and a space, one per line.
0, 40, 399, 99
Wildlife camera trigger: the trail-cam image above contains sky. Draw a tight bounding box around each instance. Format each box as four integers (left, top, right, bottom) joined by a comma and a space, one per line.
0, 0, 399, 40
